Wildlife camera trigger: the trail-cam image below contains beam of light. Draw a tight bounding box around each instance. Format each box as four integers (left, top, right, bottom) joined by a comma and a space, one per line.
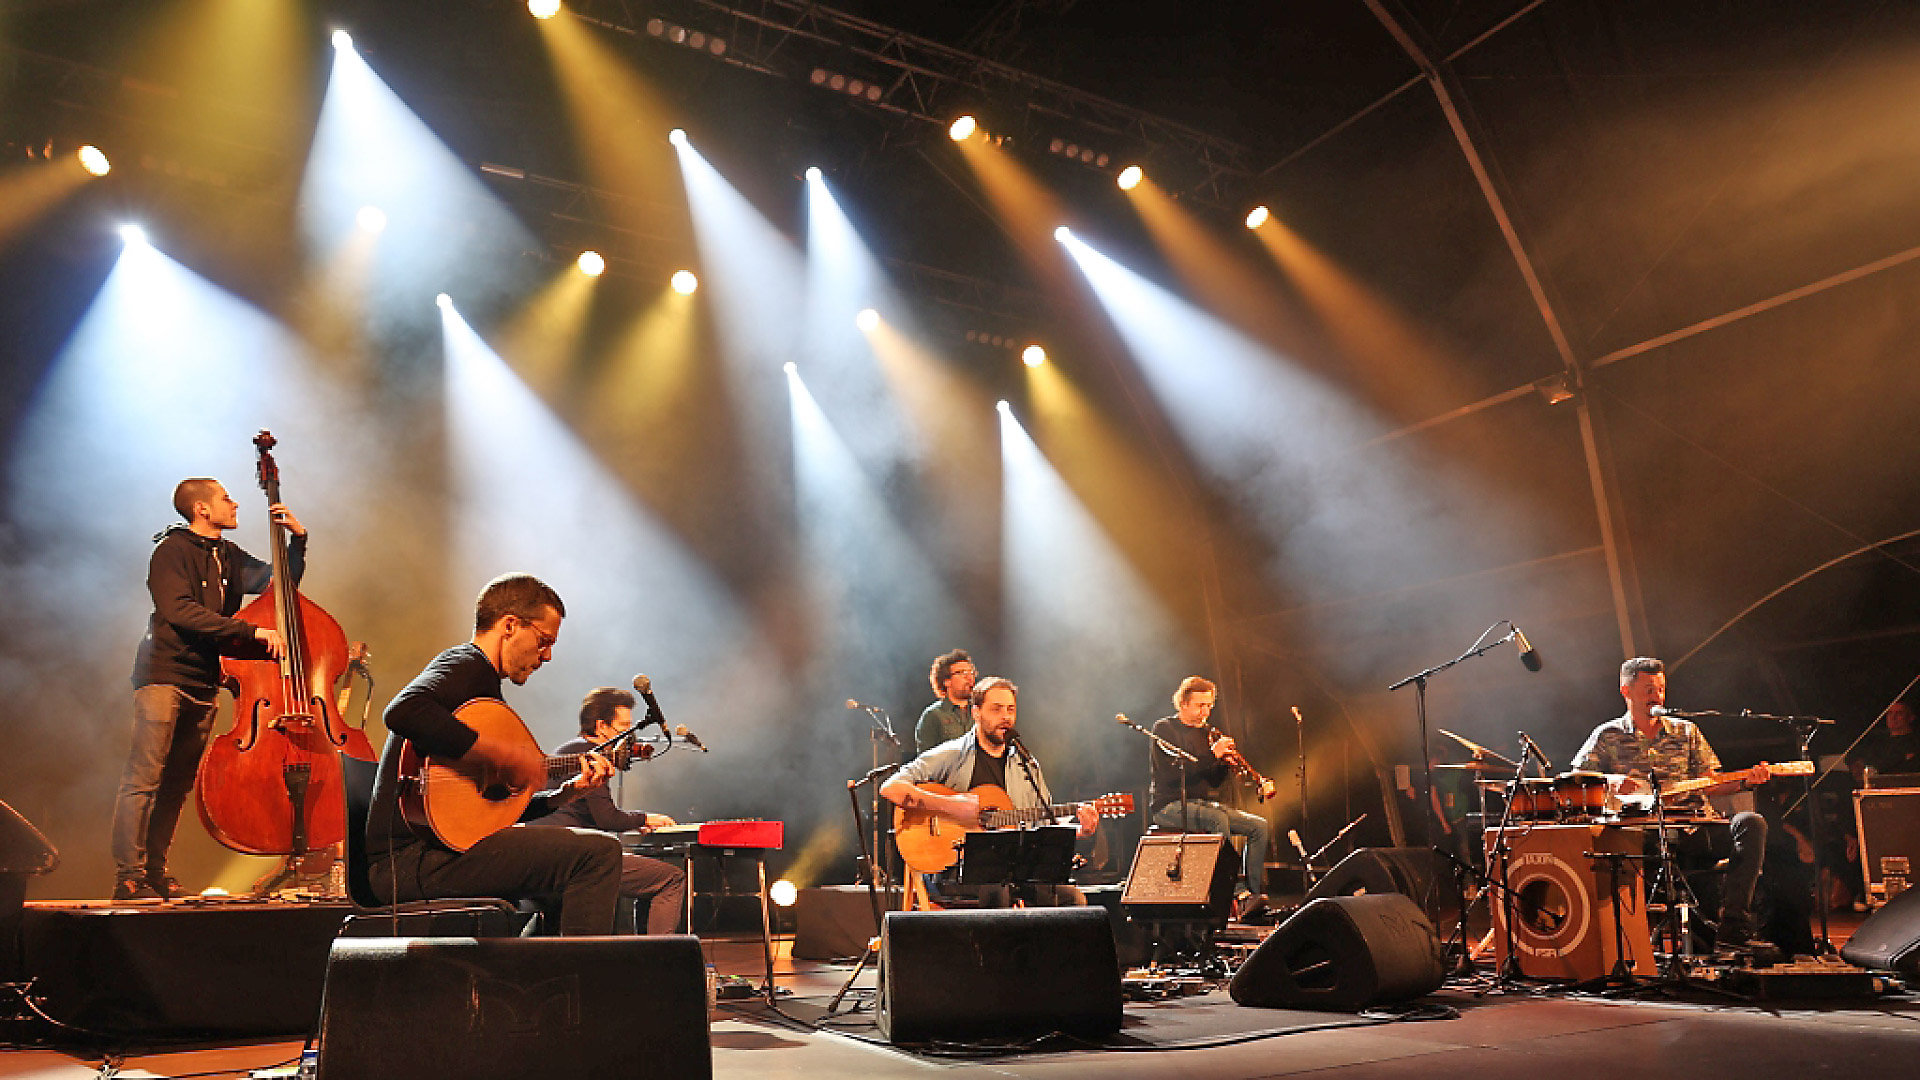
670, 269, 698, 295
1022, 344, 1047, 367
1116, 165, 1143, 191
577, 250, 605, 277
786, 365, 971, 692
1253, 221, 1476, 426
1055, 231, 1539, 627
855, 308, 879, 332
1121, 178, 1316, 361
331, 29, 352, 51
438, 299, 781, 742
3, 239, 382, 896
495, 261, 599, 397
948, 115, 977, 142
355, 205, 387, 234
584, 284, 701, 446
0, 161, 91, 248
131, 0, 312, 170
529, 0, 562, 18
953, 137, 1078, 292
300, 40, 536, 324
117, 223, 148, 246
1245, 205, 1269, 230
998, 405, 1191, 791
535, 9, 690, 243
863, 324, 998, 548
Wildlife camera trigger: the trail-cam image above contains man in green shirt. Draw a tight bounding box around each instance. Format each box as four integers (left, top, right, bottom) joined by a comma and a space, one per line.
915, 648, 976, 754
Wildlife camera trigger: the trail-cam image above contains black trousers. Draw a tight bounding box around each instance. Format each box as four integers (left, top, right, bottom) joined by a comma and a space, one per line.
371, 826, 622, 936
1670, 811, 1767, 939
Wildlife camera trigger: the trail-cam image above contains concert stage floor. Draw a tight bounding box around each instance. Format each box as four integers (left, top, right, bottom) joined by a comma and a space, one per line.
4, 935, 1917, 1079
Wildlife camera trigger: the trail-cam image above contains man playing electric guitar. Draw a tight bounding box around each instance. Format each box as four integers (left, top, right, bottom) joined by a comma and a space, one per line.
1572, 656, 1773, 955
882, 676, 1099, 908
365, 574, 623, 935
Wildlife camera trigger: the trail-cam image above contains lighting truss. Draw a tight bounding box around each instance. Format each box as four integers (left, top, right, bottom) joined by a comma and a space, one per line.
566, 0, 1262, 208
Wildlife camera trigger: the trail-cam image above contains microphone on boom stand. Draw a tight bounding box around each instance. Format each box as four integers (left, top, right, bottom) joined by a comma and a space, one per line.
633, 673, 671, 745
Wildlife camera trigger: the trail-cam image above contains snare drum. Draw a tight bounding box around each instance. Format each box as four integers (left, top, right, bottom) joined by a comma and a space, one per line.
1552, 771, 1608, 820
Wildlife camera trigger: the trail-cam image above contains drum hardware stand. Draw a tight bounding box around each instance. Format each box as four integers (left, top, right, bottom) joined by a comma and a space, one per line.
1600, 777, 1750, 1002
1389, 622, 1529, 850
1775, 712, 1837, 956
832, 763, 897, 1016
1457, 737, 1545, 984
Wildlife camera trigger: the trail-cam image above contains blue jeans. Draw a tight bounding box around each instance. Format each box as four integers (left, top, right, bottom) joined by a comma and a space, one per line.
1152, 800, 1270, 894
110, 684, 218, 882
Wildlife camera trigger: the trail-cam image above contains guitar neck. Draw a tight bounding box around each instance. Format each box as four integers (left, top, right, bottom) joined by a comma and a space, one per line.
981, 801, 1083, 828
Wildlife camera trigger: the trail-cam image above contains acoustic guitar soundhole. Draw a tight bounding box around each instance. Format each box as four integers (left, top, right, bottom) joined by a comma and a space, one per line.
481, 783, 512, 802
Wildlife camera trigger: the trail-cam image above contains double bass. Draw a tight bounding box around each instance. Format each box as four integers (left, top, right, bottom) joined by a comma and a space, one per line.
195, 432, 372, 887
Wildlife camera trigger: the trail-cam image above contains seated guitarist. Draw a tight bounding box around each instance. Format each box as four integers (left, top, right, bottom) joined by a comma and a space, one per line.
882, 676, 1098, 908
1572, 656, 1772, 955
365, 574, 623, 935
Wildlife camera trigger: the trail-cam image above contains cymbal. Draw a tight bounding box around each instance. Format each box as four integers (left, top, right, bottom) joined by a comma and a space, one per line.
1434, 761, 1512, 772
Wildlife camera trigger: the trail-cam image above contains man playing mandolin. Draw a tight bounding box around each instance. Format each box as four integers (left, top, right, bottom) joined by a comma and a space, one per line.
883, 676, 1098, 908
111, 478, 305, 901
1148, 677, 1273, 920
365, 574, 624, 935
1572, 656, 1772, 954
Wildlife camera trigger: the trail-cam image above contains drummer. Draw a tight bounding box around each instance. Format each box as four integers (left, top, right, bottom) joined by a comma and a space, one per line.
1570, 656, 1773, 955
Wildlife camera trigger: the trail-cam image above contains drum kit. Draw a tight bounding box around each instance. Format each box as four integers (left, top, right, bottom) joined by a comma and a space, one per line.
1432, 729, 1615, 824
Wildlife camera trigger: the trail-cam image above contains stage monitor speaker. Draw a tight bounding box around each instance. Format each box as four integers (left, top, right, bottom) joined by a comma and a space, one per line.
0, 799, 58, 876
1120, 834, 1237, 921
1305, 846, 1457, 926
316, 935, 711, 1080
1841, 883, 1920, 977
878, 907, 1122, 1044
1230, 893, 1443, 1011
1484, 824, 1655, 982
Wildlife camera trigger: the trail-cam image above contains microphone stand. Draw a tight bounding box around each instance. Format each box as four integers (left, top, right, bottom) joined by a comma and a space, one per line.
1293, 707, 1310, 883
854, 704, 902, 896
1118, 716, 1200, 885
831, 763, 898, 1017
1388, 623, 1526, 850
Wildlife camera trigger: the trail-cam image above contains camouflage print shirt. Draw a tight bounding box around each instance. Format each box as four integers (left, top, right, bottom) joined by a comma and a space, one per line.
1572, 713, 1722, 796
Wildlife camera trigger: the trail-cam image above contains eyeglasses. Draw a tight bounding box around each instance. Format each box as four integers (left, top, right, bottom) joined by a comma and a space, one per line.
516, 616, 557, 653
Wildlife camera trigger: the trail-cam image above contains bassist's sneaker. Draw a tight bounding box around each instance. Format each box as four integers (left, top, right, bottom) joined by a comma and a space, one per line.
149, 873, 183, 899
113, 876, 161, 901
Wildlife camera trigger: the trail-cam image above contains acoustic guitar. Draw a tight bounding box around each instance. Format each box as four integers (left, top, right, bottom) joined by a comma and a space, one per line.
894, 782, 1134, 877
1614, 759, 1814, 816
396, 698, 648, 852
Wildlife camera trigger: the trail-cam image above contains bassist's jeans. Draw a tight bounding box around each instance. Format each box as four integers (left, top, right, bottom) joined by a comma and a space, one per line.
371, 826, 623, 935
1152, 799, 1270, 895
110, 684, 217, 883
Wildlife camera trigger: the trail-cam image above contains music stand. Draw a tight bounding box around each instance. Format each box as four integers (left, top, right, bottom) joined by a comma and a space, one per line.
958, 826, 1078, 889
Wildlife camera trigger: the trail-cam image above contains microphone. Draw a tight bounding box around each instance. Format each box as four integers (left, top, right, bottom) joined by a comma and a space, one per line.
1288, 828, 1310, 863
674, 725, 708, 752
1512, 626, 1542, 672
1517, 730, 1553, 771
632, 674, 670, 739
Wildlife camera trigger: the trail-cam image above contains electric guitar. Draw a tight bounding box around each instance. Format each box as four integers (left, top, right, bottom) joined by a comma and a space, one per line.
893, 782, 1134, 876
1613, 759, 1814, 816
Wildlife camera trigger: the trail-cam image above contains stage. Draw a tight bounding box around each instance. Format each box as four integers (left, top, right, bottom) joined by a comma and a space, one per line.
4, 932, 1916, 1080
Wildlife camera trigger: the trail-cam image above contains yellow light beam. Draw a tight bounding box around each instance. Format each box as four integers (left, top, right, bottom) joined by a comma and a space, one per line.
0, 161, 90, 249
497, 262, 600, 397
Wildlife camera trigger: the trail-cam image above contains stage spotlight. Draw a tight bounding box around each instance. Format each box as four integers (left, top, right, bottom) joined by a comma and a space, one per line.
1053, 225, 1072, 243
434, 292, 452, 309
578, 250, 606, 277
855, 307, 879, 332
1116, 165, 1143, 191
117, 223, 147, 246
528, 0, 560, 17
668, 128, 688, 147
770, 879, 798, 908
996, 399, 1011, 414
77, 145, 110, 177
805, 166, 822, 184
331, 29, 352, 51
1245, 205, 1270, 230
1022, 344, 1047, 367
783, 361, 798, 375
355, 205, 387, 233
670, 269, 698, 295
949, 115, 977, 142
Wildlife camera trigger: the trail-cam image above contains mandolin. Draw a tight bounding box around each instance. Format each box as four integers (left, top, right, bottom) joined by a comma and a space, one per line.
894, 782, 1133, 876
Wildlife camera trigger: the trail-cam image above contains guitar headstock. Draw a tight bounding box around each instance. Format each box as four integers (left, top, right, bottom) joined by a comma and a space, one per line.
1092, 792, 1135, 817
253, 430, 282, 502
1765, 760, 1816, 777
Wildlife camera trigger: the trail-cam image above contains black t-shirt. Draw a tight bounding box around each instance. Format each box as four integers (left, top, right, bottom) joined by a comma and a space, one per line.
367, 642, 519, 857
969, 744, 1009, 793
1148, 717, 1231, 811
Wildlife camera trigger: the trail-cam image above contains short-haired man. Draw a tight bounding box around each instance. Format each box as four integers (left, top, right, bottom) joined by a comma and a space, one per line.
1573, 656, 1772, 952
883, 676, 1098, 907
914, 649, 977, 754
365, 574, 623, 935
110, 478, 306, 901
524, 687, 688, 934
1148, 676, 1274, 918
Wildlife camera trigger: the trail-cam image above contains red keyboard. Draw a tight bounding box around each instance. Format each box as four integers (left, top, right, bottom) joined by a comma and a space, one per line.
628, 820, 784, 849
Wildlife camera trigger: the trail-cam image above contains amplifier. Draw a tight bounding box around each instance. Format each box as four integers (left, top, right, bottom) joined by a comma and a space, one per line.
1855, 788, 1920, 908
